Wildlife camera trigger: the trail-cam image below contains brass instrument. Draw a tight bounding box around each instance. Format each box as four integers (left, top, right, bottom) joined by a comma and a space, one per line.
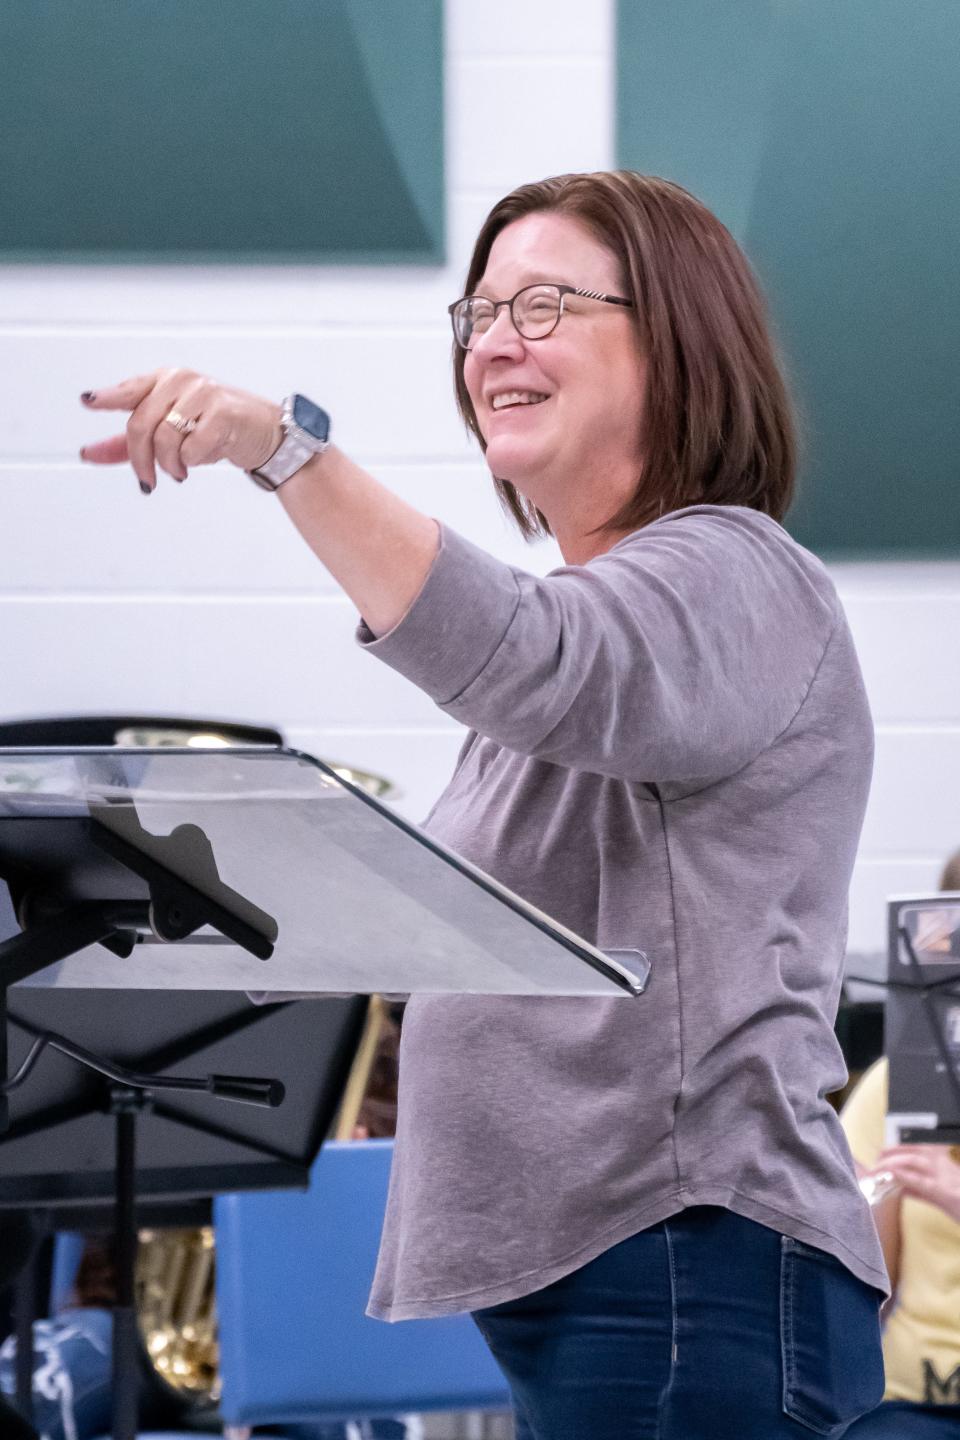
112, 725, 396, 800
136, 1225, 219, 1408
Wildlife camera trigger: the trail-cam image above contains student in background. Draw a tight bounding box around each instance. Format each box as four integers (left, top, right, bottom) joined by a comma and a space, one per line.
842, 848, 960, 1436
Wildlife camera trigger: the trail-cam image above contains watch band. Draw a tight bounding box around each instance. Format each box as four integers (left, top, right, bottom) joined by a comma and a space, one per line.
248, 395, 331, 491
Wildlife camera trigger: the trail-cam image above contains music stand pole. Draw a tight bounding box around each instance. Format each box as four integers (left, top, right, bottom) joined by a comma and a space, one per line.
111, 1087, 141, 1440
0, 1028, 283, 1440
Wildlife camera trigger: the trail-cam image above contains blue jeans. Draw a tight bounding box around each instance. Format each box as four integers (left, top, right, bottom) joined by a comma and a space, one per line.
472, 1206, 885, 1439
845, 1402, 960, 1436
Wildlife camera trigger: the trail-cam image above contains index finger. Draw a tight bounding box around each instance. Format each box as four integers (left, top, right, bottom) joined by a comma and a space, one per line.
80, 372, 164, 412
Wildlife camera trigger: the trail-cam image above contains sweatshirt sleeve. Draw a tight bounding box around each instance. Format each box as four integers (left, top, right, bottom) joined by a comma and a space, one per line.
358, 505, 840, 785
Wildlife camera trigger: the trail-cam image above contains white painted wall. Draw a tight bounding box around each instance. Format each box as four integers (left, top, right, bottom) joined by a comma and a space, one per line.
0, 0, 955, 960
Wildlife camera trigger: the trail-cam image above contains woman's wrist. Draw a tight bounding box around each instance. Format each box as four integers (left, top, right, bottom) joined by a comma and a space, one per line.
250, 406, 285, 472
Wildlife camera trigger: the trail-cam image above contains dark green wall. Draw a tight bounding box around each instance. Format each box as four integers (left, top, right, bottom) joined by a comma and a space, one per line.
0, 0, 443, 263
618, 0, 960, 556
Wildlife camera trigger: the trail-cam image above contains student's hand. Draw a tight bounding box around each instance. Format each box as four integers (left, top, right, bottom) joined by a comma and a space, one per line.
875, 1144, 960, 1223
79, 369, 282, 493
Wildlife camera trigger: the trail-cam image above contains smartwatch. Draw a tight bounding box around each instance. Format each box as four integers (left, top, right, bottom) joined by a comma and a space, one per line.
248, 394, 332, 491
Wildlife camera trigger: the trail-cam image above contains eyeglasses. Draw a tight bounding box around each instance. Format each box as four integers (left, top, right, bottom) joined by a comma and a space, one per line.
448, 283, 633, 350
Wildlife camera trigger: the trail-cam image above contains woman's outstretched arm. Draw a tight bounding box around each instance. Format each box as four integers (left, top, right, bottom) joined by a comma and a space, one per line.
79, 369, 439, 638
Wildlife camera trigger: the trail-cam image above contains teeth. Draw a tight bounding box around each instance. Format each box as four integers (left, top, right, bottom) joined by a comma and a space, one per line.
491, 391, 548, 410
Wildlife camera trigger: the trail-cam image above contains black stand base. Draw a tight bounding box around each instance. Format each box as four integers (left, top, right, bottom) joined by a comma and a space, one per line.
0, 1028, 282, 1440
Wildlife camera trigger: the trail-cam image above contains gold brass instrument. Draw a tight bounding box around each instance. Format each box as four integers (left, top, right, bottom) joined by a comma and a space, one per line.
136, 1225, 219, 1407
112, 725, 396, 800
334, 993, 389, 1140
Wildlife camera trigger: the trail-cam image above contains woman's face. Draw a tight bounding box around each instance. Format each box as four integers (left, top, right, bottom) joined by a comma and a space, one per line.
463, 210, 647, 542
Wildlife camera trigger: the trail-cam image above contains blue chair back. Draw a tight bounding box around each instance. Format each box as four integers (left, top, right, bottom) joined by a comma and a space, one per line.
49, 1230, 86, 1314
214, 1139, 510, 1427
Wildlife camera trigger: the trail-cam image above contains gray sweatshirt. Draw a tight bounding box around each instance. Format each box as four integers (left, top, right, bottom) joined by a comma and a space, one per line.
359, 504, 888, 1321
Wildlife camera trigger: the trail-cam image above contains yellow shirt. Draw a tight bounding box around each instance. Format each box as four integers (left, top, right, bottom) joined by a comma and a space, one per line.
841, 1058, 960, 1403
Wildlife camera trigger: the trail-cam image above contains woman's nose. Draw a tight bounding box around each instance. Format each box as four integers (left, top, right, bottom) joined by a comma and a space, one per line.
470, 306, 525, 362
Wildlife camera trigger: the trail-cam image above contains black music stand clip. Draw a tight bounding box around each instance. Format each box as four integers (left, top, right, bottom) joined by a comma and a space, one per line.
0, 813, 278, 1132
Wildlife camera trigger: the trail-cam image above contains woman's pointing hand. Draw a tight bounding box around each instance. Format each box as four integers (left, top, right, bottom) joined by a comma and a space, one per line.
79, 368, 282, 493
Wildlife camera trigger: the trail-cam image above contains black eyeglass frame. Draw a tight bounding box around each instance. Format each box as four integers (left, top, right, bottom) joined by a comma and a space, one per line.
447, 283, 634, 349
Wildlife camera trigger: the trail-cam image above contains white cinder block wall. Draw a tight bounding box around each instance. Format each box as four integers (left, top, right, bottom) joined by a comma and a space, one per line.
0, 0, 956, 961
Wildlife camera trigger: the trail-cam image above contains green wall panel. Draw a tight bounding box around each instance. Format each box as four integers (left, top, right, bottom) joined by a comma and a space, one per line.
618, 0, 960, 556
0, 0, 443, 263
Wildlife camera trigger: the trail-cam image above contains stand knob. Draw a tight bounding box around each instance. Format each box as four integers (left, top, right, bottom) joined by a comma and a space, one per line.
208, 1075, 285, 1107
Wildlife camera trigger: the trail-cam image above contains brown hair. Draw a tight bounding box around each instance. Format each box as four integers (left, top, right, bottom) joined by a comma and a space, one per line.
453, 170, 797, 539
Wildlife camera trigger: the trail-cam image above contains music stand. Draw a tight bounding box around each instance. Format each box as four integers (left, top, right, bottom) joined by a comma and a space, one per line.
0, 744, 647, 1439
884, 892, 960, 1146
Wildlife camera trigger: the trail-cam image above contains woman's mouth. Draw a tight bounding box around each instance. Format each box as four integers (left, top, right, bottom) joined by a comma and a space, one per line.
490, 391, 549, 411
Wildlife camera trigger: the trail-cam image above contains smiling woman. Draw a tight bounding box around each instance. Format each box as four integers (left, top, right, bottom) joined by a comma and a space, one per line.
452, 171, 796, 548
80, 170, 885, 1440
452, 212, 647, 565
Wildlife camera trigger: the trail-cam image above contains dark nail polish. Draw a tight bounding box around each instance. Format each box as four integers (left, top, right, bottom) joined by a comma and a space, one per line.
80, 391, 96, 404
78, 447, 87, 461
139, 481, 151, 495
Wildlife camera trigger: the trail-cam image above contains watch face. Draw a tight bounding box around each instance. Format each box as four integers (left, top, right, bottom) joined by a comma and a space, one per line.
291, 394, 331, 444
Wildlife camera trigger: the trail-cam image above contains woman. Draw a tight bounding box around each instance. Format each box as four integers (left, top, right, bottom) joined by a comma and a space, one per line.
80, 171, 887, 1437
844, 1056, 960, 1437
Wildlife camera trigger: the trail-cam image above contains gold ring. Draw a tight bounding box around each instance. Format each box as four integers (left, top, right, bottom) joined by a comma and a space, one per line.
165, 407, 198, 434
